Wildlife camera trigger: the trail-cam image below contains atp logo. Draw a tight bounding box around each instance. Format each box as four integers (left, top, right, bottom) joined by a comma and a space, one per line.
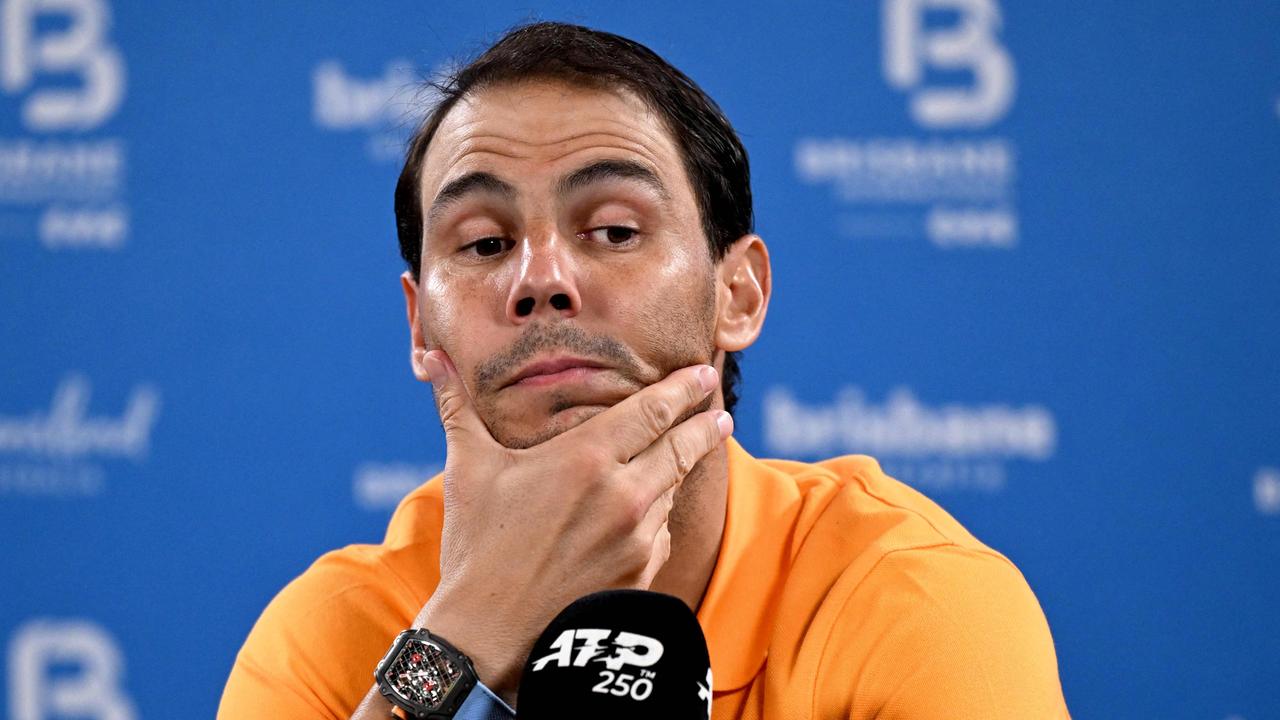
530, 628, 664, 672
0, 0, 126, 131
882, 0, 1016, 128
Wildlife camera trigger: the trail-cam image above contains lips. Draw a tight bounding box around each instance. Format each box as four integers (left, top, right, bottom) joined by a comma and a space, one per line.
507, 356, 609, 388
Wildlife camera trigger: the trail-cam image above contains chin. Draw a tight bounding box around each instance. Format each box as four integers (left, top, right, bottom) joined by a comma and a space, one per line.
495, 404, 610, 450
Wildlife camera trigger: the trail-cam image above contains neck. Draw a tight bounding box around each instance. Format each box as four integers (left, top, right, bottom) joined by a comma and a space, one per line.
647, 441, 729, 612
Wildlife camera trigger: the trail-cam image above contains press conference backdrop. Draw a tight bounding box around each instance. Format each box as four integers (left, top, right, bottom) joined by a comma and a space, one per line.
1, 0, 1276, 717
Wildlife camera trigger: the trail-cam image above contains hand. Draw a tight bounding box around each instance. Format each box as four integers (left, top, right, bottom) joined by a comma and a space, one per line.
413, 350, 732, 701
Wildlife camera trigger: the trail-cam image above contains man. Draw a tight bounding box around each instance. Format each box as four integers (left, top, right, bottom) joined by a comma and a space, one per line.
219, 21, 1069, 719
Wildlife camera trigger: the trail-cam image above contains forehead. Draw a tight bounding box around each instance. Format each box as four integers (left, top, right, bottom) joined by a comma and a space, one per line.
419, 78, 689, 203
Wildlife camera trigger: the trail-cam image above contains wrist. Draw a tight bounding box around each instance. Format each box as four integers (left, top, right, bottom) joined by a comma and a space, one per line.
414, 594, 523, 701
375, 628, 478, 719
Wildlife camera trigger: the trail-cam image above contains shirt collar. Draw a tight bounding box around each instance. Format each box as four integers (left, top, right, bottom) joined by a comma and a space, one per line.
696, 437, 799, 692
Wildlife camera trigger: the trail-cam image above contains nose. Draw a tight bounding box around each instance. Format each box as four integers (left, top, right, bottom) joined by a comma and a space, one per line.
506, 233, 581, 323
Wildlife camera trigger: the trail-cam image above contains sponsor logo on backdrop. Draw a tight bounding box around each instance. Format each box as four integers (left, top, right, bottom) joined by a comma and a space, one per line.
352, 461, 441, 510
0, 374, 160, 497
1255, 467, 1280, 516
0, 0, 129, 249
7, 619, 137, 720
763, 385, 1057, 492
312, 59, 442, 163
795, 0, 1019, 249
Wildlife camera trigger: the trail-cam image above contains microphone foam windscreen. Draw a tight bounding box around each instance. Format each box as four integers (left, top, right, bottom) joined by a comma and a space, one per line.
516, 589, 713, 718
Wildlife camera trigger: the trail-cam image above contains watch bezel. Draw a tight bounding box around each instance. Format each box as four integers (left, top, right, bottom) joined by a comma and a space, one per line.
374, 629, 478, 719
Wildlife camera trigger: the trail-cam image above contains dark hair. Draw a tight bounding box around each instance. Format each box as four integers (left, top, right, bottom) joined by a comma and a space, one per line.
394, 21, 753, 414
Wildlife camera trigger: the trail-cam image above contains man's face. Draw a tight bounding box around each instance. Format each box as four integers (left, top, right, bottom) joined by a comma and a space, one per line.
411, 79, 720, 448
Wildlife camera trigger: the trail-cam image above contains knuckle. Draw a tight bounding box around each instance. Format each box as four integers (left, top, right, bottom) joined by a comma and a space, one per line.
623, 486, 651, 527
627, 534, 652, 568
626, 492, 650, 526
638, 396, 672, 437
437, 392, 460, 422
572, 446, 609, 478
685, 372, 704, 406
667, 434, 691, 477
704, 412, 722, 450
437, 393, 468, 431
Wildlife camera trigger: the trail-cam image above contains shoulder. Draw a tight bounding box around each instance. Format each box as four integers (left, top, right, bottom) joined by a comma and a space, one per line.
219, 543, 422, 717
816, 545, 1067, 718
767, 454, 1067, 717
253, 541, 428, 643
220, 496, 446, 718
246, 479, 450, 657
761, 452, 1000, 584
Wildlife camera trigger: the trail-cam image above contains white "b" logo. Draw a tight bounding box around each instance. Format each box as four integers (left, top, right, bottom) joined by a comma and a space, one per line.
882, 0, 1015, 128
8, 620, 137, 720
1, 0, 125, 130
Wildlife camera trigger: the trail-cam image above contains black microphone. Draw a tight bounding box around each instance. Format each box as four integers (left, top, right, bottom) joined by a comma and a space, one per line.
516, 590, 713, 718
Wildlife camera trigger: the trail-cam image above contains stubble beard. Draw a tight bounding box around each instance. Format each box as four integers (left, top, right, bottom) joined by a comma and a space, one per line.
425, 275, 723, 538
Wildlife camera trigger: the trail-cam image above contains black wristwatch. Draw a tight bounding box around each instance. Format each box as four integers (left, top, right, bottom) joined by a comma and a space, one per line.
374, 629, 478, 719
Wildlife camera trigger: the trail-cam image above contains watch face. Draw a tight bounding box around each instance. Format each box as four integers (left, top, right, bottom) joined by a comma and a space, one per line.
387, 637, 464, 710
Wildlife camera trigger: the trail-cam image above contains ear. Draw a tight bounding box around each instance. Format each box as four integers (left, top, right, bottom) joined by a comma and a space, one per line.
401, 271, 433, 383
714, 234, 771, 353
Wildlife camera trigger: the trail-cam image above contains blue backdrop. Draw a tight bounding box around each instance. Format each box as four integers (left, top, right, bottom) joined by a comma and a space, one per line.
2, 1, 1277, 718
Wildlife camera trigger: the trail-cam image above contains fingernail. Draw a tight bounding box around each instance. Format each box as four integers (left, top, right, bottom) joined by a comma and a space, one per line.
423, 352, 445, 384
716, 410, 734, 439
697, 365, 719, 393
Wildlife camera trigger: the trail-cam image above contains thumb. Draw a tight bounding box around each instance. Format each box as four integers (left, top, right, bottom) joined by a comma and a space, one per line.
424, 350, 493, 449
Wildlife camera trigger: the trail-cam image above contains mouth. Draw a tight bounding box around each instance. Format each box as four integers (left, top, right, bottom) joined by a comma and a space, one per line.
505, 356, 611, 389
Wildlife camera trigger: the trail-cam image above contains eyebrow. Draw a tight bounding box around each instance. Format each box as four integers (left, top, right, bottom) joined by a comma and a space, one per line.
555, 159, 670, 201
426, 159, 669, 226
427, 171, 516, 224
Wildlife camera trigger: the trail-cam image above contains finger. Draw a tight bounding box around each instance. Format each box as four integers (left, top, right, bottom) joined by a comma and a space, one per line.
638, 520, 671, 588
630, 408, 732, 505
577, 364, 720, 463
423, 350, 497, 451
635, 480, 676, 542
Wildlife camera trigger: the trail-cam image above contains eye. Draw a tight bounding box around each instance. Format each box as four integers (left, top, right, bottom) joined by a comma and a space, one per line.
463, 237, 513, 257
582, 226, 640, 246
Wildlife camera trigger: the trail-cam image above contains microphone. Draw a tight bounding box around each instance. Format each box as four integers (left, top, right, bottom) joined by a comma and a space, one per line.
516, 590, 713, 718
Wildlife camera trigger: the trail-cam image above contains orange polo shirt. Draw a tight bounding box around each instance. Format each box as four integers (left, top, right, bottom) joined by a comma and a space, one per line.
219, 438, 1069, 718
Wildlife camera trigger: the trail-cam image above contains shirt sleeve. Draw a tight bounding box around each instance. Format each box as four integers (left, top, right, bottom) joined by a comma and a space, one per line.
817, 545, 1070, 720
218, 551, 423, 718
455, 682, 516, 720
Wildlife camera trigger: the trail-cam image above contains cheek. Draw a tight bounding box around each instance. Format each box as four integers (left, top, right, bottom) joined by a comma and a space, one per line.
609, 244, 717, 363
419, 272, 453, 348
420, 268, 502, 350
